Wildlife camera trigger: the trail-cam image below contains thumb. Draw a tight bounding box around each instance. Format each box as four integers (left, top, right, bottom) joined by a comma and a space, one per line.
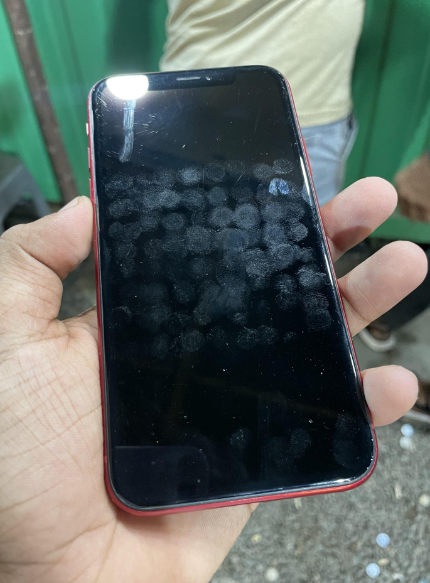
0, 196, 93, 337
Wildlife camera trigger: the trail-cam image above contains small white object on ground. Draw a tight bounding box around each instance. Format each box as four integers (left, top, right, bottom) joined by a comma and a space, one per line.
394, 484, 402, 499
366, 563, 380, 578
401, 423, 414, 437
399, 436, 414, 450
376, 533, 390, 548
294, 498, 302, 509
251, 533, 262, 544
265, 567, 280, 581
419, 494, 430, 507
378, 558, 389, 566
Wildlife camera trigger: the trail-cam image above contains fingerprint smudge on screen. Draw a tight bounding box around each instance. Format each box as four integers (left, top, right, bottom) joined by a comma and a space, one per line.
302, 291, 332, 330
140, 304, 172, 333
275, 274, 298, 309
231, 185, 253, 203
226, 159, 246, 178
179, 166, 202, 186
209, 206, 234, 228
109, 199, 136, 219
166, 313, 193, 335
216, 228, 250, 252
284, 201, 305, 222
193, 284, 220, 325
190, 257, 213, 281
258, 325, 278, 345
205, 163, 226, 183
155, 168, 176, 188
306, 310, 332, 331
237, 328, 259, 350
263, 223, 287, 246
261, 201, 287, 223
162, 212, 186, 231
106, 151, 337, 365
217, 275, 250, 315
297, 266, 328, 290
182, 188, 207, 211
173, 281, 196, 304
158, 189, 182, 209
273, 158, 294, 174
163, 233, 188, 260
186, 226, 214, 254
151, 333, 170, 359
231, 312, 247, 325
302, 291, 329, 312
141, 188, 181, 211
108, 221, 141, 241
268, 243, 298, 271
289, 222, 308, 242
140, 210, 160, 232
253, 163, 273, 181
114, 241, 136, 262
233, 204, 260, 230
299, 247, 315, 263
243, 248, 271, 278
207, 186, 228, 206
143, 238, 163, 259
139, 283, 168, 306
106, 173, 133, 196
181, 330, 205, 353
283, 331, 297, 342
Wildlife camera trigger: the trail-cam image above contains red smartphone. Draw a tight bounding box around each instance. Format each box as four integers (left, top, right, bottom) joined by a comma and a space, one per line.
88, 66, 377, 516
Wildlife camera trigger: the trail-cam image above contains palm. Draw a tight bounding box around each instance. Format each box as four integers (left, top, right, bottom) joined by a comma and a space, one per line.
3, 321, 248, 583
0, 181, 426, 583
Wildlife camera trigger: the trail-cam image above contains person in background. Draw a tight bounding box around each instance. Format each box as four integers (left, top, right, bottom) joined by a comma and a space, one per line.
161, 0, 364, 206
359, 151, 430, 424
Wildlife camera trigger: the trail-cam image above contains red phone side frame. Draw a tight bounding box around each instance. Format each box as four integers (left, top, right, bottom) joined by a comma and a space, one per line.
87, 74, 378, 517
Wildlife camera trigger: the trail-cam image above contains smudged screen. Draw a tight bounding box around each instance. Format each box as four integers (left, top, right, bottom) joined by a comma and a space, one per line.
92, 67, 375, 509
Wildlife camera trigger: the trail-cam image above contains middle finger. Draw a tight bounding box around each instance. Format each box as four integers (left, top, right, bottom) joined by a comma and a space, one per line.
338, 240, 428, 336
320, 177, 397, 262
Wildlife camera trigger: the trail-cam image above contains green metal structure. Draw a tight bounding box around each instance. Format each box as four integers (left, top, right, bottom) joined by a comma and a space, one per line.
0, 0, 429, 241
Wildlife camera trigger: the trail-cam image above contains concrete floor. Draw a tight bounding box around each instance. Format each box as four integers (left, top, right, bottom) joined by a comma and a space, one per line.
59, 249, 430, 583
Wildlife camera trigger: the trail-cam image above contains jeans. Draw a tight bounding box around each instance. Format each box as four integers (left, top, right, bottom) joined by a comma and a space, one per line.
302, 115, 358, 207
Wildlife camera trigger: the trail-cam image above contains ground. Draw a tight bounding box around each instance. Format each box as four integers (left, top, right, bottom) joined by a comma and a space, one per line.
59, 248, 430, 583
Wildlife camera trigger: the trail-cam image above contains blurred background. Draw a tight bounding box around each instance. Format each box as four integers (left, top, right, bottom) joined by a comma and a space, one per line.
1, 0, 430, 581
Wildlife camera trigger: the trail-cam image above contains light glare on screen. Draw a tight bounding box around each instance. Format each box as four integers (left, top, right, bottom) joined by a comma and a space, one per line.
106, 75, 149, 100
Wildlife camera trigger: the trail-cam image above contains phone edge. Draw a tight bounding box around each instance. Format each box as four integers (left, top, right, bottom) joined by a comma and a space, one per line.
87, 72, 378, 517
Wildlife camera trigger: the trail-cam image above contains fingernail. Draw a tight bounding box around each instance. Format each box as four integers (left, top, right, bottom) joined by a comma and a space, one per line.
59, 197, 81, 213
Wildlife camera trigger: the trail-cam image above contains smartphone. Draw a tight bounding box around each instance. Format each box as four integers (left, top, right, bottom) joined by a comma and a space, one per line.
88, 66, 377, 516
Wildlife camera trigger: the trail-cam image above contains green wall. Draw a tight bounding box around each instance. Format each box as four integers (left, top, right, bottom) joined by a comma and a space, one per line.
345, 0, 430, 242
1, 0, 430, 243
0, 0, 168, 202
0, 0, 60, 201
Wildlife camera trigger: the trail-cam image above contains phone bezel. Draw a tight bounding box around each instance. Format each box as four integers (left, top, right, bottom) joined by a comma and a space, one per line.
87, 66, 378, 516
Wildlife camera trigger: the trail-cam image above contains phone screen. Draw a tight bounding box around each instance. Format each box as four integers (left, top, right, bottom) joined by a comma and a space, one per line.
91, 66, 375, 511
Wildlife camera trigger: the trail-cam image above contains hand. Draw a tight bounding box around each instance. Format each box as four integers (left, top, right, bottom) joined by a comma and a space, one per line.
0, 178, 427, 583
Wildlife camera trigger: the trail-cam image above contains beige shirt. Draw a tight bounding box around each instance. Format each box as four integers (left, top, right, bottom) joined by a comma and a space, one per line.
161, 0, 365, 127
